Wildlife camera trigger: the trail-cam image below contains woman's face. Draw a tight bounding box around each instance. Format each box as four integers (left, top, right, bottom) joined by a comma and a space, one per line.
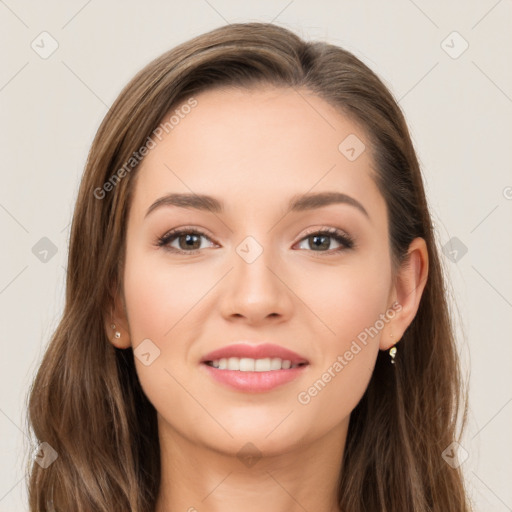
114, 85, 404, 455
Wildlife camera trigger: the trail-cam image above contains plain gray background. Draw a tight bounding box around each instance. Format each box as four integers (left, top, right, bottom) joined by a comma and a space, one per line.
1, 1, 511, 510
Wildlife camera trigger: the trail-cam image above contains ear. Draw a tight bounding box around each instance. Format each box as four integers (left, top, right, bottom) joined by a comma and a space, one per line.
104, 288, 131, 349
380, 237, 429, 351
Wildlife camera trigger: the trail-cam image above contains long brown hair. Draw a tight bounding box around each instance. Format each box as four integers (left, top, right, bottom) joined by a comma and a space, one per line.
25, 22, 471, 511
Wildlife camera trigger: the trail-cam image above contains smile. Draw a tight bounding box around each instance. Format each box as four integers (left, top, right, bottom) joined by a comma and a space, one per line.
204, 357, 307, 371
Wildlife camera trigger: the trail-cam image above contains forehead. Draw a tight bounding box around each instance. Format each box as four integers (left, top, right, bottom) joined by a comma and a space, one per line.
130, 86, 385, 226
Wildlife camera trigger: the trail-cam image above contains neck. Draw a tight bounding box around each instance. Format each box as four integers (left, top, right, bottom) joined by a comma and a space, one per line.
154, 416, 347, 512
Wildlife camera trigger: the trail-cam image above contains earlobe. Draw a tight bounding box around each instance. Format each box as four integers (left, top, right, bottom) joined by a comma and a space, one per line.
104, 293, 131, 349
106, 320, 131, 349
379, 237, 429, 351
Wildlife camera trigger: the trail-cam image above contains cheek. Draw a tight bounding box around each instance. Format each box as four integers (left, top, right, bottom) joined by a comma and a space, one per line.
296, 256, 391, 349
295, 340, 379, 434
293, 262, 387, 412
292, 257, 389, 409
123, 248, 212, 342
122, 247, 222, 400
122, 250, 215, 432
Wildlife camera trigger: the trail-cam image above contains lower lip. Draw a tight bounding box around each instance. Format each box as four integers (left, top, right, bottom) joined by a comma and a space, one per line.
200, 363, 308, 392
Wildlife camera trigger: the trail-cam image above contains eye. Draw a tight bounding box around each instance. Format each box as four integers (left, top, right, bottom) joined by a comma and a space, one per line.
155, 226, 355, 255
156, 228, 217, 254
295, 227, 354, 254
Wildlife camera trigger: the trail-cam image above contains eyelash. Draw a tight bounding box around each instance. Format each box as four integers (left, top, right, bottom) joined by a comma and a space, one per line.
155, 226, 355, 256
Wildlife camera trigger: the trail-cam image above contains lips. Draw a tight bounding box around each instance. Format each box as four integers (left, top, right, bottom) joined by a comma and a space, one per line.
199, 342, 309, 392
200, 342, 309, 366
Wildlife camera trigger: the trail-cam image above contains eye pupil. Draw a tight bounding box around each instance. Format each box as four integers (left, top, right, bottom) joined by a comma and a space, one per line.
180, 233, 200, 250
310, 234, 329, 250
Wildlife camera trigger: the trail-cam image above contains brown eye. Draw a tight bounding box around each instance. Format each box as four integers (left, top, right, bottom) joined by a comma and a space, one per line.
176, 233, 202, 251
296, 229, 354, 253
305, 234, 332, 251
157, 229, 216, 254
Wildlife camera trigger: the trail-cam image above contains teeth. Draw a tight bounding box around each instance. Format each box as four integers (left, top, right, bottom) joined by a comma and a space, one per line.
208, 357, 302, 371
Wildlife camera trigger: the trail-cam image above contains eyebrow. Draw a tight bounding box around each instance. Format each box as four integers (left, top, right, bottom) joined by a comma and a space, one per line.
144, 191, 370, 220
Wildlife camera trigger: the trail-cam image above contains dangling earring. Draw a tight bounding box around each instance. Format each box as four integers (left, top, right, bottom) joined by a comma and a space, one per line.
389, 345, 397, 364
389, 332, 398, 364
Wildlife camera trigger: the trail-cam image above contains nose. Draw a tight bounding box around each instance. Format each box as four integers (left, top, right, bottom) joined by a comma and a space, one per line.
218, 237, 293, 325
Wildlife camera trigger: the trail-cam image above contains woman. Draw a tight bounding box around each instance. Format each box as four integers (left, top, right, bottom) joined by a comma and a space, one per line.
26, 22, 471, 512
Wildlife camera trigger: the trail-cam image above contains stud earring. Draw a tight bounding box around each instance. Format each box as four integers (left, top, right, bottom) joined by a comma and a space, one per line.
111, 323, 121, 339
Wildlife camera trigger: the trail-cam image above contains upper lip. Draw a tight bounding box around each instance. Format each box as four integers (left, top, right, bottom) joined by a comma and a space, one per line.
200, 343, 309, 365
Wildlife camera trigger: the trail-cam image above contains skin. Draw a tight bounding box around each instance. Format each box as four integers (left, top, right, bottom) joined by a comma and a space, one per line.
106, 85, 428, 512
